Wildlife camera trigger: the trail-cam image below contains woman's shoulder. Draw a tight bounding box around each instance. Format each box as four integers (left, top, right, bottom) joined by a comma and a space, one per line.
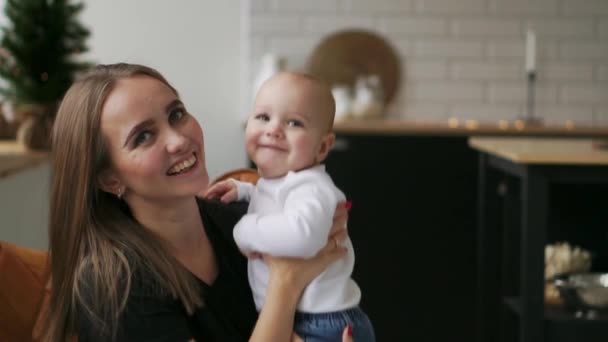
197, 198, 248, 234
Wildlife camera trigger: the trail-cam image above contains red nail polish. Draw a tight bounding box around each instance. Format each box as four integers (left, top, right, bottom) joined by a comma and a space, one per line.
345, 200, 352, 211
347, 324, 353, 336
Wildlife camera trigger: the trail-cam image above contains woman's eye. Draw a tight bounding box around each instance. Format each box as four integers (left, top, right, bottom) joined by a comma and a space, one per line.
169, 109, 186, 124
287, 120, 303, 127
134, 131, 153, 146
255, 113, 270, 121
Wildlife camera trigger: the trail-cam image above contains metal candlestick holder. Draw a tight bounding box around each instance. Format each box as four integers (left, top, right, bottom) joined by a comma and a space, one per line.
518, 71, 543, 126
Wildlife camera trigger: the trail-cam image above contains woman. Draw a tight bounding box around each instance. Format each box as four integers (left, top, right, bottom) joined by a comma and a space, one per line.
43, 63, 352, 341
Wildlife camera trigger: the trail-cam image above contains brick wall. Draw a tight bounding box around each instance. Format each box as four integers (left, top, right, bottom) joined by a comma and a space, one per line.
244, 0, 608, 125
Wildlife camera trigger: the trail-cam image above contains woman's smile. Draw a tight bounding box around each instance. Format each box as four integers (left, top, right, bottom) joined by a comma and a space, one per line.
167, 152, 199, 176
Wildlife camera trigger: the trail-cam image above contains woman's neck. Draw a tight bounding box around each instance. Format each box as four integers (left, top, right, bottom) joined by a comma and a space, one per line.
128, 196, 204, 252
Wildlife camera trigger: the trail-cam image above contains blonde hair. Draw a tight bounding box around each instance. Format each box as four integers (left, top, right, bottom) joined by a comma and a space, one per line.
44, 63, 202, 341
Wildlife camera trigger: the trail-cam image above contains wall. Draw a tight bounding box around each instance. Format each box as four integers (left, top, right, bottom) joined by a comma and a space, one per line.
82, 0, 246, 178
0, 164, 50, 249
246, 0, 608, 125
0, 1, 246, 248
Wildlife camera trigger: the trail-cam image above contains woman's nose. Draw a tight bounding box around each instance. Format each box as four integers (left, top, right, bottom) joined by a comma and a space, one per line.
165, 129, 188, 153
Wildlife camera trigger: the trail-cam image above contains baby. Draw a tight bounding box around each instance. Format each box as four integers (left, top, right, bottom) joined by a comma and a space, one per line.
206, 72, 375, 341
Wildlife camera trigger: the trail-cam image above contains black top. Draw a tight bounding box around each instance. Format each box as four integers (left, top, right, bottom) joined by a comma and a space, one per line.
78, 200, 258, 342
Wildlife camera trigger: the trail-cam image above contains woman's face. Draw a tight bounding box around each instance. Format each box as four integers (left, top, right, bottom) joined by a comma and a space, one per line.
100, 75, 209, 201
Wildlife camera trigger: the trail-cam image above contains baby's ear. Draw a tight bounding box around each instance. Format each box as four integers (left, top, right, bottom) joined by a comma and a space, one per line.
316, 133, 335, 163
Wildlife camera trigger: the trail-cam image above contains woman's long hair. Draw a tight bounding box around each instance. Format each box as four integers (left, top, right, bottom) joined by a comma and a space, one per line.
44, 63, 202, 341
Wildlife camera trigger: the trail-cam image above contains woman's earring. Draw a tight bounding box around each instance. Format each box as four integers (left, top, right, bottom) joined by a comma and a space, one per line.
117, 187, 125, 200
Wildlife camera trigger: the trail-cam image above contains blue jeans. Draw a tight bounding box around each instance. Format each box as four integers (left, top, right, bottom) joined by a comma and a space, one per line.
294, 306, 375, 342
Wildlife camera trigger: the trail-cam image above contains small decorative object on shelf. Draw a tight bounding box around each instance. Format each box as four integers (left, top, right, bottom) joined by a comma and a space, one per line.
331, 84, 353, 122
0, 0, 90, 150
350, 74, 384, 119
518, 29, 543, 127
592, 139, 608, 150
545, 242, 592, 305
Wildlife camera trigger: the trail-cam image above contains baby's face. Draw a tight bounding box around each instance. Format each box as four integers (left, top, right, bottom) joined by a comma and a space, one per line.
245, 75, 332, 179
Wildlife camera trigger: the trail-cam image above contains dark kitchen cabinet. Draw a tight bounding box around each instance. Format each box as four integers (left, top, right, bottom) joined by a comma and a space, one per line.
324, 134, 479, 341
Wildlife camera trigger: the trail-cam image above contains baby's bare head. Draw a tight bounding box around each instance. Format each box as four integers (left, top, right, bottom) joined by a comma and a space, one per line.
256, 71, 335, 133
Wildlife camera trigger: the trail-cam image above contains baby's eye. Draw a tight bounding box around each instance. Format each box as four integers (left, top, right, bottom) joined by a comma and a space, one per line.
169, 109, 186, 124
134, 131, 153, 146
287, 119, 303, 127
255, 113, 270, 121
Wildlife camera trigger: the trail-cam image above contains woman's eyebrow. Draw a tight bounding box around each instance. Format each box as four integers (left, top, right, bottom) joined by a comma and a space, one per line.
165, 99, 183, 112
122, 99, 183, 147
123, 119, 154, 147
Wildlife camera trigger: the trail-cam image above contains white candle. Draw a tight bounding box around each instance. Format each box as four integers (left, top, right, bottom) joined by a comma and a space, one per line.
525, 29, 536, 73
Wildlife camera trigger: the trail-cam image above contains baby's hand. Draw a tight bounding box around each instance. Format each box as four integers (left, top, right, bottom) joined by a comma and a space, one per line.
203, 179, 238, 203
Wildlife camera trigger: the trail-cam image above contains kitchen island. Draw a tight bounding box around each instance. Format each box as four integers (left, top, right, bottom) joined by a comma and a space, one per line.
324, 119, 607, 341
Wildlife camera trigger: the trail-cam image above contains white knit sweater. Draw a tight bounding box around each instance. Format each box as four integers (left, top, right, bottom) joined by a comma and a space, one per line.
232, 165, 361, 313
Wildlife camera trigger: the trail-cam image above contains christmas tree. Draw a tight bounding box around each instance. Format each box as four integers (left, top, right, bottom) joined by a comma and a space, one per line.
0, 0, 90, 107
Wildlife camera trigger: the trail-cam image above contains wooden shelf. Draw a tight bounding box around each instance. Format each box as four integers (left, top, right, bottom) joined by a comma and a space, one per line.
504, 297, 608, 342
0, 140, 48, 179
333, 119, 608, 137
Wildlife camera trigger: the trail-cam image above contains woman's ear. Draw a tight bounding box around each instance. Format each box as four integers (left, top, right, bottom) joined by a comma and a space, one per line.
97, 169, 122, 195
315, 133, 335, 163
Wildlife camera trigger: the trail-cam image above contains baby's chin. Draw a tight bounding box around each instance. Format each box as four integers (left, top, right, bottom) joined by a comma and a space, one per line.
258, 166, 288, 179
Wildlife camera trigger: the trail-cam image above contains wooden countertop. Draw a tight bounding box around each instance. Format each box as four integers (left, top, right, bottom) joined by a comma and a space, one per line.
333, 119, 608, 137
0, 141, 48, 179
468, 137, 608, 165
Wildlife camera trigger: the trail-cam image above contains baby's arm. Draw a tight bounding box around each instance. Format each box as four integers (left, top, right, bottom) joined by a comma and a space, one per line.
233, 183, 338, 258
204, 179, 255, 203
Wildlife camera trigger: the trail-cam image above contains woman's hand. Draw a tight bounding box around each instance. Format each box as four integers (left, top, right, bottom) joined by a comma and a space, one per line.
250, 202, 351, 342
329, 201, 350, 247
263, 235, 347, 292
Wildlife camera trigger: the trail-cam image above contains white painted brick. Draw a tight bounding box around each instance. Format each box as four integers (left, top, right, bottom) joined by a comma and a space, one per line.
561, 42, 608, 60
251, 16, 301, 33
527, 19, 595, 37
378, 17, 447, 35
414, 40, 484, 57
561, 0, 608, 15
561, 84, 608, 104
414, 0, 486, 14
400, 103, 449, 120
404, 60, 448, 80
406, 82, 483, 101
489, 0, 558, 14
537, 106, 594, 125
267, 36, 322, 53
487, 83, 558, 103
486, 40, 559, 59
449, 104, 523, 122
540, 64, 593, 81
451, 18, 520, 37
593, 109, 608, 125
270, 0, 339, 12
343, 0, 413, 13
303, 15, 376, 33
267, 36, 323, 68
600, 21, 608, 37
246, 0, 608, 123
597, 65, 608, 81
390, 39, 413, 56
450, 62, 521, 80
